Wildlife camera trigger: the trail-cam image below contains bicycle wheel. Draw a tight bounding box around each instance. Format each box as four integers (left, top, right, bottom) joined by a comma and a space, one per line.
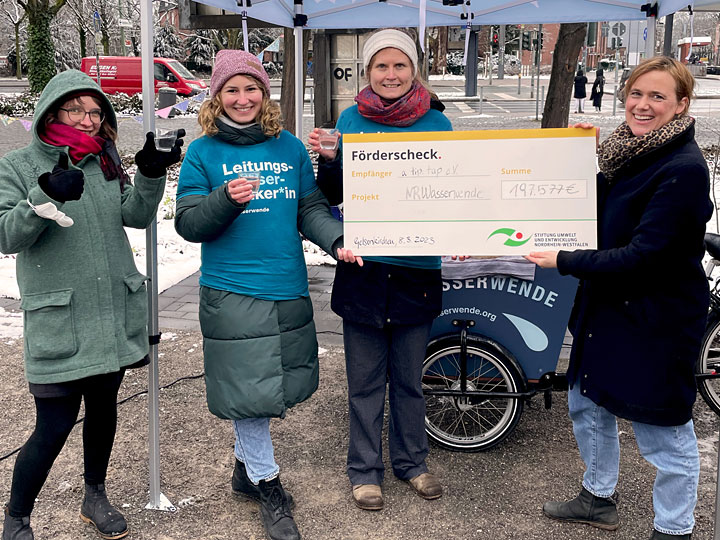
697, 315, 720, 415
422, 336, 525, 452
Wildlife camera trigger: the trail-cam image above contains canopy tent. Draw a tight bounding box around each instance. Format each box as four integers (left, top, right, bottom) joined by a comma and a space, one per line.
138, 2, 720, 536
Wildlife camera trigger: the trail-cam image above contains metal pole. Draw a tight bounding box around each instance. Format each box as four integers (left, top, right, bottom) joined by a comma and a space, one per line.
498, 25, 505, 80
645, 15, 656, 59
294, 7, 304, 137
535, 79, 540, 121
141, 0, 174, 513
535, 25, 542, 106
613, 84, 617, 116
479, 86, 483, 115
464, 27, 478, 97
518, 75, 521, 95
663, 14, 674, 57
541, 84, 545, 114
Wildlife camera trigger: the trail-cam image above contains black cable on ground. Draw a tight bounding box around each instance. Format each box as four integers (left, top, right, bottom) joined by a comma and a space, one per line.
0, 372, 205, 463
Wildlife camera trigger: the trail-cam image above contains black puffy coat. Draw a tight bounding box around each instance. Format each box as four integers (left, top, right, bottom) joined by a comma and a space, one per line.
574, 75, 588, 99
557, 123, 712, 426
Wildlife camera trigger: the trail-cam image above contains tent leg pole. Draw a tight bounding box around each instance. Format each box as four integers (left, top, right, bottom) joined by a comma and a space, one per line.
141, 0, 174, 513
294, 26, 303, 137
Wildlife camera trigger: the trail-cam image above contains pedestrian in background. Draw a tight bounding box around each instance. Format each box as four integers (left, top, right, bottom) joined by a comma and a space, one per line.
591, 68, 605, 112
308, 28, 451, 512
574, 68, 588, 113
175, 50, 356, 540
0, 70, 183, 540
527, 56, 711, 540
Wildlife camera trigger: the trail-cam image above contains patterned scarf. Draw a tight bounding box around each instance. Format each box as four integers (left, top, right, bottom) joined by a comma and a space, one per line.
40, 122, 131, 191
355, 81, 431, 127
598, 115, 694, 183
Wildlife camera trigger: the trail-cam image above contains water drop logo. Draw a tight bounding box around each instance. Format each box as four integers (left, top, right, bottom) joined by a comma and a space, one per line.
487, 228, 532, 247
503, 313, 549, 352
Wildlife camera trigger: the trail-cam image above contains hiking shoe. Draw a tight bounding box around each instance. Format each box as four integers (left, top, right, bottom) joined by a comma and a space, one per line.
232, 459, 294, 509
408, 473, 443, 500
2, 505, 33, 540
543, 487, 619, 531
351, 484, 383, 511
257, 477, 300, 540
79, 483, 128, 540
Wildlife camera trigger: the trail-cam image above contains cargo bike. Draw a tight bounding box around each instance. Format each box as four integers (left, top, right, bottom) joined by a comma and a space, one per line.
421, 259, 579, 452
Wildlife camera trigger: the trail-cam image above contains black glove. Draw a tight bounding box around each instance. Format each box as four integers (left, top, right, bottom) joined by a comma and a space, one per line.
38, 153, 84, 203
134, 129, 185, 178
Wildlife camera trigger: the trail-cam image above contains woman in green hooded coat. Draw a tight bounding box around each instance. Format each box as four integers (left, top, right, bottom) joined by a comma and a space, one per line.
0, 70, 183, 540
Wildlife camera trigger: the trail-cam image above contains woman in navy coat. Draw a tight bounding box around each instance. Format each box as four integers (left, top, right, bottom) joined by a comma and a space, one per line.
527, 57, 712, 540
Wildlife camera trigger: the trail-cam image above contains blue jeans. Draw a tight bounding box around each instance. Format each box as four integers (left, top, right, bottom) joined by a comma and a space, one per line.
568, 385, 699, 535
233, 418, 279, 484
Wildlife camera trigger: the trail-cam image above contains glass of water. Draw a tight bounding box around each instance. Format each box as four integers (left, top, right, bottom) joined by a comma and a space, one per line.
318, 128, 340, 151
240, 172, 261, 195
154, 128, 178, 152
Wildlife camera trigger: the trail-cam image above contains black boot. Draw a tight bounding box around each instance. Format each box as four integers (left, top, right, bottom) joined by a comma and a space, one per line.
257, 477, 301, 540
79, 483, 128, 540
543, 487, 619, 530
650, 531, 691, 539
2, 506, 33, 540
232, 460, 295, 509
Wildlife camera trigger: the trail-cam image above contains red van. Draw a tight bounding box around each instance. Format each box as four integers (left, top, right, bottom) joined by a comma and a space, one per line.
80, 56, 207, 97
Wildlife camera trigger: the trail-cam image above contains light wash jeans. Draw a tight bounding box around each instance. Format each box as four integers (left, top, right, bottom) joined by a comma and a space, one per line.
568, 385, 699, 535
233, 417, 279, 485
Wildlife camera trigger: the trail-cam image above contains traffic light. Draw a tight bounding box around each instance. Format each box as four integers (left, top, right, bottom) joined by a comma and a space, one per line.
538, 32, 544, 49
522, 31, 531, 50
492, 32, 499, 45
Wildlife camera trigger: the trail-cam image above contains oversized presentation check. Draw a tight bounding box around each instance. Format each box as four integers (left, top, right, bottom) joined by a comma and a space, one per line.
342, 128, 598, 256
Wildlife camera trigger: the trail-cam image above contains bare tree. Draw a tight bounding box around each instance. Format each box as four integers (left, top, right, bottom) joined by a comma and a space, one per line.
541, 23, 586, 129
0, 1, 25, 79
280, 28, 310, 135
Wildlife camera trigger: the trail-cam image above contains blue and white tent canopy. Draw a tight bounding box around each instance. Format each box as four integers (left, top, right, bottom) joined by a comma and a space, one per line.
191, 0, 717, 29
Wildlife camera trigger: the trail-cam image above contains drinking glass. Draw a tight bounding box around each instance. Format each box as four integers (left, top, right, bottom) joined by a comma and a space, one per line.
154, 128, 178, 152
318, 128, 340, 151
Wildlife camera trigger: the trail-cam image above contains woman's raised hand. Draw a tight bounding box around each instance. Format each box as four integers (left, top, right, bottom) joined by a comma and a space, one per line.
308, 127, 340, 161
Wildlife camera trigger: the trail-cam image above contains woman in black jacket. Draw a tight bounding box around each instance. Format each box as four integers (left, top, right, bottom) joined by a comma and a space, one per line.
573, 69, 588, 113
590, 68, 605, 112
527, 57, 711, 540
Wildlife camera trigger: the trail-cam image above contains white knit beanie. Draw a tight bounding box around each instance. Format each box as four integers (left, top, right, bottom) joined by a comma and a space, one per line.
362, 29, 418, 76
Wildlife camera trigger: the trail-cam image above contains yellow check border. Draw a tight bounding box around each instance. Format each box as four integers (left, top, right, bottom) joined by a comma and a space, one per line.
343, 127, 595, 143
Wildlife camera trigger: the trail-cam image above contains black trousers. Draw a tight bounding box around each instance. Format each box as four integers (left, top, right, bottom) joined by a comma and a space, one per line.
8, 371, 124, 517
344, 319, 433, 486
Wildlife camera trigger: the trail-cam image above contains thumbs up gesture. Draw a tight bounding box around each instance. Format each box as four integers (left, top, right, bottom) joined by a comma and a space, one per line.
38, 153, 85, 203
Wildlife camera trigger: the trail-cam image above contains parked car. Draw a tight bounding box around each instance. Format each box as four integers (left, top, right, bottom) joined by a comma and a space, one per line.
707, 65, 720, 75
80, 56, 207, 96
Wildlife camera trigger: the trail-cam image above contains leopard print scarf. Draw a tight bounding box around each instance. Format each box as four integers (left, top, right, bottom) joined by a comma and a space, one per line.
597, 115, 694, 183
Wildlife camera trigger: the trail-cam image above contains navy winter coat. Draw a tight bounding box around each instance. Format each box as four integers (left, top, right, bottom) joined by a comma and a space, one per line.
557, 124, 712, 426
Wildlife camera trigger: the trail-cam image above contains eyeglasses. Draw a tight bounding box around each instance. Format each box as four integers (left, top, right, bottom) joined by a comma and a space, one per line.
58, 107, 105, 123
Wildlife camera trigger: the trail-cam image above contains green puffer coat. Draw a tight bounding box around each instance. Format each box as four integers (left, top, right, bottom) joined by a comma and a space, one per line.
0, 70, 165, 384
176, 183, 343, 420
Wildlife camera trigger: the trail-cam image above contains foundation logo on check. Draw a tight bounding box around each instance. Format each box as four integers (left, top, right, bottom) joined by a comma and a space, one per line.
488, 228, 532, 247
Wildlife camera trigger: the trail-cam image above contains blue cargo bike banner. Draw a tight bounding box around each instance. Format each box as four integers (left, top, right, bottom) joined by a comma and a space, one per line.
430, 267, 579, 379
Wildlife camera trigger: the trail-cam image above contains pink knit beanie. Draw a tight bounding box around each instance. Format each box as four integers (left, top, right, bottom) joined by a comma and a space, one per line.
210, 49, 271, 97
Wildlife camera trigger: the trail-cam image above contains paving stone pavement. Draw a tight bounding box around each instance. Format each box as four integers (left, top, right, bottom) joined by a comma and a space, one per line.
156, 264, 344, 347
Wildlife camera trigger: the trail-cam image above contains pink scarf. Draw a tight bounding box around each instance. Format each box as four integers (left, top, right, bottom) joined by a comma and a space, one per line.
40, 122, 105, 164
355, 81, 431, 127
